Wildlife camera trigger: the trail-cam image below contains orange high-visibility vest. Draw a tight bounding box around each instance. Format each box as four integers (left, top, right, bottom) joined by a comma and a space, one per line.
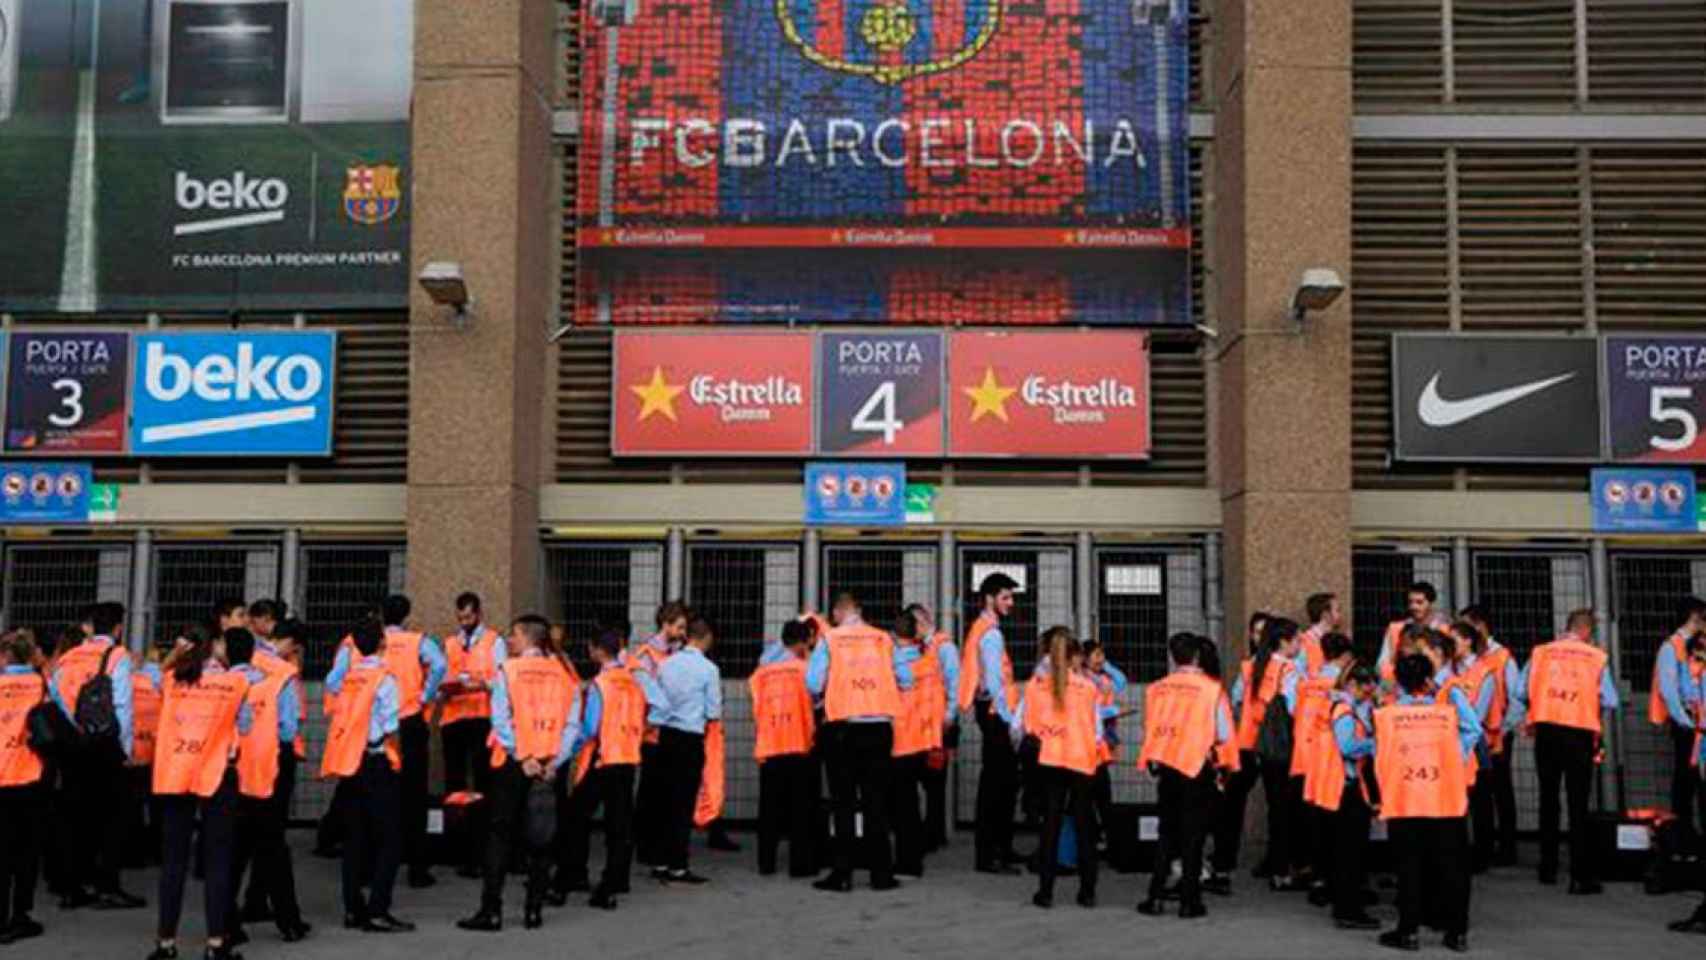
1023, 671, 1101, 777
131, 671, 162, 766
956, 614, 1017, 714
322, 635, 353, 718
153, 670, 250, 798
695, 720, 725, 828
1649, 632, 1695, 726
490, 655, 577, 768
592, 667, 646, 768
1435, 673, 1481, 785
630, 641, 671, 745
1374, 702, 1470, 819
1092, 669, 1118, 766
1138, 670, 1225, 779
1299, 625, 1326, 678
1290, 672, 1336, 777
750, 658, 814, 762
823, 624, 901, 723
1378, 620, 1406, 683
381, 630, 428, 718
1236, 656, 1295, 752
52, 640, 125, 715
894, 643, 945, 757
237, 670, 290, 799
321, 662, 399, 779
1305, 700, 1373, 813
1528, 638, 1609, 734
0, 673, 46, 787
441, 627, 502, 725
251, 648, 305, 760
1463, 646, 1511, 754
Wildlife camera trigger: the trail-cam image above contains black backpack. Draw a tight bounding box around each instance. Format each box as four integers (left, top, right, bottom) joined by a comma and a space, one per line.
1255, 686, 1294, 761
73, 646, 123, 756
26, 690, 77, 759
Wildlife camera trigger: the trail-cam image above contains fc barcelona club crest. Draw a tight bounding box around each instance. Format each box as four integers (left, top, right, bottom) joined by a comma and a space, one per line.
776, 0, 1003, 85
343, 164, 403, 226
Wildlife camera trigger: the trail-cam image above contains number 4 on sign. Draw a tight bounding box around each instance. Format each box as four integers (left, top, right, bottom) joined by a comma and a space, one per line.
852, 381, 902, 445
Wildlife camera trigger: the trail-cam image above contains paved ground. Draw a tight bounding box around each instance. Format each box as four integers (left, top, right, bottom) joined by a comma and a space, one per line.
23, 835, 1706, 960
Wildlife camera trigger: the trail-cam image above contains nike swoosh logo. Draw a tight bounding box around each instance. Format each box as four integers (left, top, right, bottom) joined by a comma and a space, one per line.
1417, 371, 1577, 428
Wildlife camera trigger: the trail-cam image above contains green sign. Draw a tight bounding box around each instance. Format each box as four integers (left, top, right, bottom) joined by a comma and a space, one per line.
88, 484, 120, 524
905, 483, 936, 525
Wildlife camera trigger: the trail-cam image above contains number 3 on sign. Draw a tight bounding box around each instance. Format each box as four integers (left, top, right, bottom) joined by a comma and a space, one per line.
852, 381, 902, 445
1650, 387, 1699, 453
48, 378, 84, 428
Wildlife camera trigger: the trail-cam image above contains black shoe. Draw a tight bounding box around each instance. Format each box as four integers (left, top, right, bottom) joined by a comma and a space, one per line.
870, 876, 901, 892
1179, 901, 1207, 919
1538, 867, 1558, 886
145, 944, 180, 960
1568, 879, 1603, 896
813, 873, 854, 893
1335, 913, 1382, 930
240, 902, 272, 924
665, 869, 710, 885
1202, 873, 1232, 897
226, 927, 250, 948
1378, 929, 1421, 952
975, 861, 1021, 876
554, 875, 591, 894
406, 870, 436, 889
343, 913, 365, 930
1136, 898, 1167, 916
203, 946, 242, 960
1444, 933, 1469, 953
589, 888, 619, 910
2, 917, 44, 943
650, 866, 671, 883
94, 889, 147, 910
707, 832, 742, 852
59, 887, 97, 910
1308, 885, 1332, 907
278, 921, 312, 943
524, 907, 543, 930
456, 910, 503, 933
543, 888, 569, 908
1032, 890, 1053, 909
1076, 890, 1097, 909
1668, 913, 1706, 934
360, 913, 416, 933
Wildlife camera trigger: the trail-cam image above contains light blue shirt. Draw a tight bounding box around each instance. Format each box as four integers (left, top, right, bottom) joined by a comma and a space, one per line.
654, 646, 722, 735
488, 650, 582, 773
49, 637, 134, 756
1655, 633, 1696, 727
758, 640, 790, 667
140, 662, 164, 689
1692, 682, 1706, 768
1331, 694, 1376, 780
325, 626, 449, 710
806, 627, 915, 723
1395, 690, 1481, 761
978, 624, 1016, 726
326, 653, 400, 751
1229, 656, 1300, 716
1510, 643, 1620, 723
236, 664, 298, 745
936, 639, 961, 724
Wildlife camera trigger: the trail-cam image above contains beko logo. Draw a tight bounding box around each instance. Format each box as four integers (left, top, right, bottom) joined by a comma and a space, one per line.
173, 171, 289, 237
140, 341, 324, 443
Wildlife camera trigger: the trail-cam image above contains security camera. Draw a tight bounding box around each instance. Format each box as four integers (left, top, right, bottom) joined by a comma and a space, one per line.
419, 261, 473, 328
1290, 268, 1345, 325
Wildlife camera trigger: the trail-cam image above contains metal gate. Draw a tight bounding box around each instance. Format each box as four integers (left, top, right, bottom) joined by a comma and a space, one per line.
1351, 546, 1453, 662
543, 541, 665, 673
1609, 551, 1706, 812
685, 542, 801, 821
820, 542, 938, 634
1, 543, 132, 638
148, 542, 281, 647
1472, 548, 1592, 831
954, 543, 1076, 824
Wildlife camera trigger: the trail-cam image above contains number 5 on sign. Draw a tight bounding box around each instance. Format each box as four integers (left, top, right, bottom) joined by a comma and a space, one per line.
1650, 387, 1699, 453
1606, 335, 1706, 464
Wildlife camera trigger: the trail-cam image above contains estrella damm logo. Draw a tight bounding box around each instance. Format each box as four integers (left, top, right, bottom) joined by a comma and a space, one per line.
343, 164, 403, 226
775, 0, 1003, 85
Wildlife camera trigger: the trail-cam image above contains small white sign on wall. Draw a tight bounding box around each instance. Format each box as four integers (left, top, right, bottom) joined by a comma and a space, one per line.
971, 563, 1028, 593
1106, 564, 1162, 596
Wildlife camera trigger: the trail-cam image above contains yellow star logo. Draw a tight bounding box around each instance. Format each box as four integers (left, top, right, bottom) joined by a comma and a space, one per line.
630, 366, 684, 422
963, 367, 1016, 423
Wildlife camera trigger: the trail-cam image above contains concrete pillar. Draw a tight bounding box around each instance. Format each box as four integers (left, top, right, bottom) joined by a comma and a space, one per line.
1213, 0, 1354, 647
406, 0, 555, 624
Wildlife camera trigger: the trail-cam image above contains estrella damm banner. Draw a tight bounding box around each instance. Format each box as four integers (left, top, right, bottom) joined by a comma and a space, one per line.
575, 0, 1193, 326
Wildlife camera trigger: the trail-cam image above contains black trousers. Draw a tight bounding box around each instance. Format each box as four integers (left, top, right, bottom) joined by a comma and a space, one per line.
1258, 753, 1295, 877
1212, 751, 1260, 873
316, 778, 351, 854
758, 753, 819, 877
1037, 766, 1098, 899
634, 741, 667, 865
231, 748, 302, 929
1391, 817, 1470, 936
923, 727, 954, 849
1672, 723, 1706, 849
68, 753, 128, 893
1091, 764, 1114, 848
973, 702, 1019, 868
823, 721, 895, 881
0, 783, 42, 927
559, 762, 636, 893
158, 771, 238, 941
1489, 747, 1517, 858
341, 754, 403, 917
1535, 724, 1596, 882
1303, 783, 1331, 882
441, 718, 493, 797
1150, 765, 1215, 906
1331, 784, 1371, 920
656, 728, 705, 872
481, 761, 555, 911
398, 715, 430, 876
890, 752, 928, 875
124, 765, 159, 868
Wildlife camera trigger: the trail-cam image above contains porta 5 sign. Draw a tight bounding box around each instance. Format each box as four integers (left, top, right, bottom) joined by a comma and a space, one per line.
129, 333, 336, 456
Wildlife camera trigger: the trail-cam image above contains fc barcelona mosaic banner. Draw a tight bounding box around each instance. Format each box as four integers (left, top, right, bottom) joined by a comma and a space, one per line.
0, 0, 413, 312
575, 0, 1193, 326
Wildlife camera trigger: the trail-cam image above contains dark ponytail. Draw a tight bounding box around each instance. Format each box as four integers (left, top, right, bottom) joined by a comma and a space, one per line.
170, 624, 214, 686
1250, 617, 1299, 698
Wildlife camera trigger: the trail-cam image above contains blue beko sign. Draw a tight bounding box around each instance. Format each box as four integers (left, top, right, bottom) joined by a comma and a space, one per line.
0, 462, 92, 524
129, 333, 337, 456
1591, 468, 1701, 534
804, 462, 906, 527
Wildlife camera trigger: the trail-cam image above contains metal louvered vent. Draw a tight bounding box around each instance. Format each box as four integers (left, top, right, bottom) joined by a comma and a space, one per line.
1354, 0, 1446, 107
1456, 147, 1585, 328
1590, 146, 1706, 328
1452, 1, 1578, 102
298, 314, 409, 483
1585, 0, 1706, 102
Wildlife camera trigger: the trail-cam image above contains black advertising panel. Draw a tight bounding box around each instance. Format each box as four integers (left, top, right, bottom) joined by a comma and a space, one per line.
1604, 335, 1706, 464
3, 331, 130, 454
1392, 335, 1602, 462
817, 332, 944, 457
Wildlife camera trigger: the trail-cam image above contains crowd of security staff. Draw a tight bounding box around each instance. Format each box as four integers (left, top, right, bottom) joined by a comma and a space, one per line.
1, 583, 1705, 957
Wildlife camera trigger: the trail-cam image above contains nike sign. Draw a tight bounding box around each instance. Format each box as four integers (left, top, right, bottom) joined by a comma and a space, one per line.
1417, 371, 1577, 428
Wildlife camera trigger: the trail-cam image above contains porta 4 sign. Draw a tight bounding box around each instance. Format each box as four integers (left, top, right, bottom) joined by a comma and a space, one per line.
129, 333, 337, 456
